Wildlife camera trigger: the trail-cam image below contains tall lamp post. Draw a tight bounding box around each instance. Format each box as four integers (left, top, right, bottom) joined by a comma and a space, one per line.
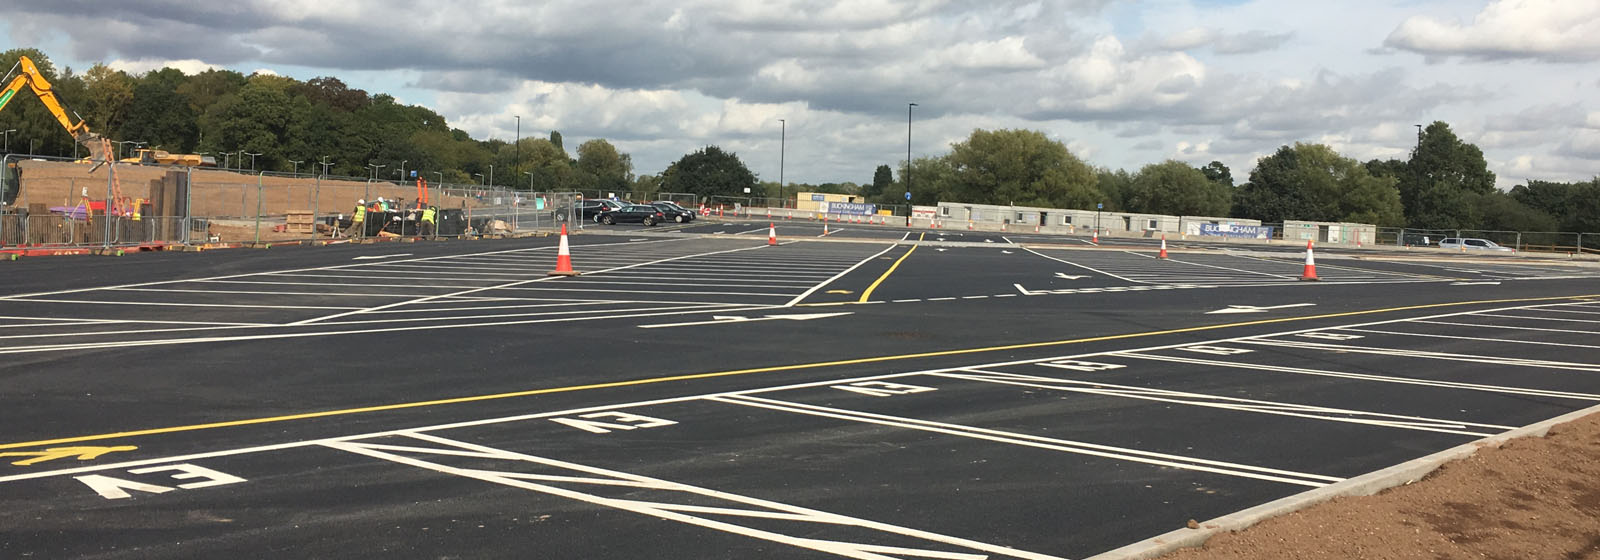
474, 173, 485, 185
907, 102, 917, 210
244, 152, 261, 171
399, 159, 408, 182
319, 156, 334, 176
289, 159, 303, 175
1, 129, 14, 152
778, 118, 785, 207
367, 163, 385, 180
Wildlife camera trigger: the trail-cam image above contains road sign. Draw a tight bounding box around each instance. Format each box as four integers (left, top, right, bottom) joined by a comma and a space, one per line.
1097, 203, 1103, 209
905, 192, 912, 200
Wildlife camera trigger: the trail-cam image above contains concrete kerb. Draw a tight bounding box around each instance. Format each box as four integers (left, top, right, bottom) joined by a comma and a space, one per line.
1086, 403, 1600, 560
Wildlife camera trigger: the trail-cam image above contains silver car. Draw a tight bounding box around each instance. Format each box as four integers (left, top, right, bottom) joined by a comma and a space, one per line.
1438, 237, 1513, 252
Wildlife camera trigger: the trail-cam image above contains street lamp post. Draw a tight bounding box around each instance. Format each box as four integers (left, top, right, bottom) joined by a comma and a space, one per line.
778, 118, 785, 207
399, 159, 408, 182
290, 160, 303, 175
367, 163, 385, 180
222, 152, 232, 169
907, 103, 917, 211
474, 173, 485, 185
488, 164, 494, 187
320, 156, 334, 176
244, 152, 261, 171
515, 115, 520, 178
29, 139, 39, 155
1, 129, 14, 152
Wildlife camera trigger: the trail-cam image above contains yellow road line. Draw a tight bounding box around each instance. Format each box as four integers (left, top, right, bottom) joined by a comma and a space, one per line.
859, 233, 923, 303
1, 293, 1593, 452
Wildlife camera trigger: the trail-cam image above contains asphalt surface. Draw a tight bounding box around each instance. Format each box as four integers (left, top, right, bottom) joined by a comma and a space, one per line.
3, 223, 1599, 559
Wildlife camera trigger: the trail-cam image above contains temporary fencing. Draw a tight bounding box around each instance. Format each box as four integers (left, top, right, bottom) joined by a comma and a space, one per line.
0, 155, 577, 249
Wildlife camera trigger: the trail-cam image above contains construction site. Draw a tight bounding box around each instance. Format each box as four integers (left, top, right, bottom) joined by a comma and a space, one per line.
0, 54, 569, 256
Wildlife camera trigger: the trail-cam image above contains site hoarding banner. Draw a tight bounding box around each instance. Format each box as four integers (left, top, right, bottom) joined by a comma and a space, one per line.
911, 205, 938, 219
1199, 223, 1273, 239
818, 201, 877, 215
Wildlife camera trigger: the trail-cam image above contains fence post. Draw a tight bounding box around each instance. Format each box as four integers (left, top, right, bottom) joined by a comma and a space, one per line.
104, 162, 115, 249
183, 167, 193, 245
312, 173, 321, 242
253, 171, 265, 245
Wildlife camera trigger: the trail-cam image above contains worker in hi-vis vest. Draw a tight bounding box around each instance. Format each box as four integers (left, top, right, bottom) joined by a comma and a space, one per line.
420, 206, 437, 237
346, 200, 367, 237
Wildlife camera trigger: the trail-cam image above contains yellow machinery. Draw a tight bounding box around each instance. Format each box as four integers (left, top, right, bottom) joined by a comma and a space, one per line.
0, 55, 110, 164
121, 148, 216, 167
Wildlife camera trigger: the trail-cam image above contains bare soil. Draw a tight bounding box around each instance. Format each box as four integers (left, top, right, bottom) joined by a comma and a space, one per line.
11, 160, 494, 218
1160, 409, 1600, 560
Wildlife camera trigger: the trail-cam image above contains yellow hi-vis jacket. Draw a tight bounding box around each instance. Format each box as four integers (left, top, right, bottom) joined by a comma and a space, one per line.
352, 206, 366, 222
421, 208, 436, 223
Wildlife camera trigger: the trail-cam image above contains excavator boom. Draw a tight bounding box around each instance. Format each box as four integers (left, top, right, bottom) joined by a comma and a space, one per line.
0, 56, 109, 163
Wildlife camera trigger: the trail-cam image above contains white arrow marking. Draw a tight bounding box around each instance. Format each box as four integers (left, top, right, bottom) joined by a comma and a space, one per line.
1451, 281, 1502, 286
1205, 303, 1317, 315
1014, 284, 1036, 295
935, 248, 948, 252
352, 253, 413, 260
639, 312, 853, 329
1001, 250, 1014, 254
1054, 273, 1089, 280
983, 239, 995, 243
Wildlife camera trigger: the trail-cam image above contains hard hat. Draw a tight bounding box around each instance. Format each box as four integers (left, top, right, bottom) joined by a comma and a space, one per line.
378, 197, 385, 202
358, 199, 365, 204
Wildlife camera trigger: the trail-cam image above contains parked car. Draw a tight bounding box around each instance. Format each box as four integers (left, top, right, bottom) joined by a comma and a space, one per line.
650, 202, 696, 223
597, 204, 666, 226
576, 199, 625, 222
1438, 238, 1513, 252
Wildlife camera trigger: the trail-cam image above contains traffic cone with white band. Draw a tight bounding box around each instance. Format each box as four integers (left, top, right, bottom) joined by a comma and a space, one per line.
548, 224, 580, 276
1300, 240, 1319, 281
768, 223, 778, 245
1158, 235, 1169, 259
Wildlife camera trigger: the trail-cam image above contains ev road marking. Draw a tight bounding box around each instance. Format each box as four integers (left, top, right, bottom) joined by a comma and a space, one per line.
640, 312, 853, 329
1452, 281, 1502, 286
1206, 303, 1317, 315
351, 253, 413, 260
1054, 273, 1089, 280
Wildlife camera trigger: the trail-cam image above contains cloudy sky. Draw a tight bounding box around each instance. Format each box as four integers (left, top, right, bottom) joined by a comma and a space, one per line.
4, 0, 1597, 188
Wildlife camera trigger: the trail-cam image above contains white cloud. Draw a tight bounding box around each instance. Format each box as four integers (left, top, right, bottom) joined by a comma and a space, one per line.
1384, 0, 1600, 62
106, 58, 219, 75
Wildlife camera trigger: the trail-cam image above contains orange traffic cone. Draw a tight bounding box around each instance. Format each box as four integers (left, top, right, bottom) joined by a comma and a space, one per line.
1091, 230, 1099, 244
768, 223, 778, 246
1158, 235, 1169, 259
823, 222, 830, 236
1300, 240, 1319, 281
548, 224, 580, 276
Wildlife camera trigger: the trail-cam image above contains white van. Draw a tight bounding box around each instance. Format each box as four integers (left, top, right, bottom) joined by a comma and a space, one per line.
1437, 238, 1512, 252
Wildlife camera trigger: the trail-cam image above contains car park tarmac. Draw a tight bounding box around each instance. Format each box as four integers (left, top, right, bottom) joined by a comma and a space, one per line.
1, 227, 1597, 558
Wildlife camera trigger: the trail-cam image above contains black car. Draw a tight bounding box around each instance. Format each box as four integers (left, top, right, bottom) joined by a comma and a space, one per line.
597, 204, 665, 226
650, 202, 696, 223
576, 199, 625, 222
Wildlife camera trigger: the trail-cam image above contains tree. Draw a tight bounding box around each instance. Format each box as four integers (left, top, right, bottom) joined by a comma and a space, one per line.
1125, 160, 1232, 216
661, 145, 758, 200
576, 139, 632, 193
1094, 168, 1134, 211
899, 156, 955, 206
81, 64, 134, 134
549, 130, 564, 152
1400, 121, 1496, 229
943, 128, 1100, 209
1200, 161, 1233, 187
119, 68, 199, 152
865, 164, 893, 201
1235, 143, 1403, 225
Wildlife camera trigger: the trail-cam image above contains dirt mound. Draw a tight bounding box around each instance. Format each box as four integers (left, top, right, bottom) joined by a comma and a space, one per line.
1161, 409, 1600, 559
11, 160, 500, 219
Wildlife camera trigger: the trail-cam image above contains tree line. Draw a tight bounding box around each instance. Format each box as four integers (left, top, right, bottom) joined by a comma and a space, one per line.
859, 125, 1597, 235
4, 49, 1593, 233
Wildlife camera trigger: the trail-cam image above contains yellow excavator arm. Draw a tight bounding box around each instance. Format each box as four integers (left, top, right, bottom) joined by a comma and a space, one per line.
0, 55, 110, 163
